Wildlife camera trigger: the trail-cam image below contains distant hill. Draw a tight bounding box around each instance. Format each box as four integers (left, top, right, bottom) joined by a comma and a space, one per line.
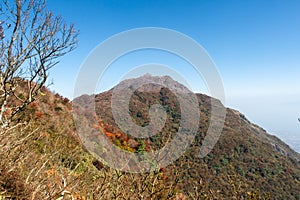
0, 75, 299, 199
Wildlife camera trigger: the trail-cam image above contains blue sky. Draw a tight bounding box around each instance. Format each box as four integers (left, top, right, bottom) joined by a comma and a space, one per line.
47, 0, 300, 152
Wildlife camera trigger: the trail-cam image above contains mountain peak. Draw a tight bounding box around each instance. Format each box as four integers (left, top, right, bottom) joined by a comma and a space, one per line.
141, 73, 153, 78
115, 74, 191, 94
70, 73, 300, 198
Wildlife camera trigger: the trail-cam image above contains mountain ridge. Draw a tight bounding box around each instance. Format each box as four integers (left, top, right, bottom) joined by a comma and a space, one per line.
73, 74, 300, 198
77, 74, 300, 160
1, 75, 299, 198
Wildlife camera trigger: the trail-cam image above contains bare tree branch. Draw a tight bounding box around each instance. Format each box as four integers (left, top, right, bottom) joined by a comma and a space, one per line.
0, 0, 78, 129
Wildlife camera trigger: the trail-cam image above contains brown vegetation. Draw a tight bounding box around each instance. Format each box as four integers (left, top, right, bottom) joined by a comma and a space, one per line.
0, 1, 299, 198
1, 78, 298, 199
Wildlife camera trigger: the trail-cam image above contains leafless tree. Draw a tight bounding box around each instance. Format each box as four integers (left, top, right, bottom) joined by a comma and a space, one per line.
0, 0, 78, 129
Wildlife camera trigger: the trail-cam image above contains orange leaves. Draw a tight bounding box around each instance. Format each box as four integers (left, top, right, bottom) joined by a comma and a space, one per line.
104, 131, 115, 138
96, 117, 154, 153
45, 168, 56, 177
29, 101, 38, 110
158, 168, 167, 180
92, 123, 99, 129
35, 111, 44, 119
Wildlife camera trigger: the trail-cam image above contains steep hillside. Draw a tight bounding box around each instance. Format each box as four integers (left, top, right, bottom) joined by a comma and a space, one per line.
82, 74, 300, 198
0, 75, 299, 199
